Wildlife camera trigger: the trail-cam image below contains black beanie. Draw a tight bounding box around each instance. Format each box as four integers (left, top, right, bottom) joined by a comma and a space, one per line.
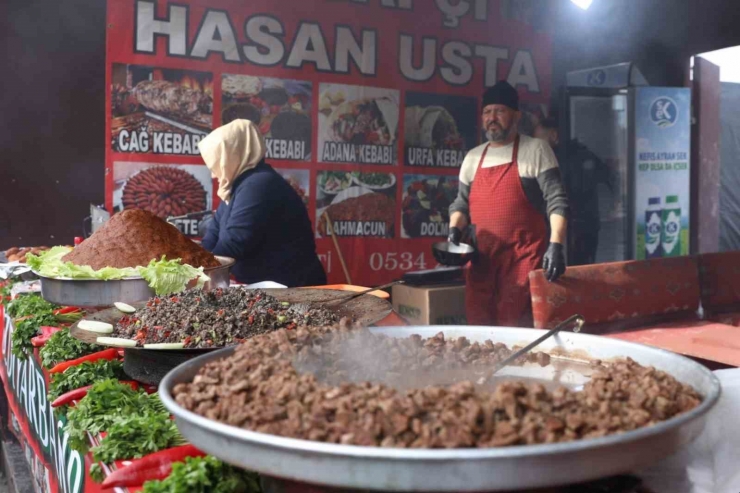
482, 81, 519, 110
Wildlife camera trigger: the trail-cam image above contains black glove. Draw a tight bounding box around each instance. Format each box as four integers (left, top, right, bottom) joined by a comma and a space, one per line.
448, 226, 463, 246
543, 242, 566, 282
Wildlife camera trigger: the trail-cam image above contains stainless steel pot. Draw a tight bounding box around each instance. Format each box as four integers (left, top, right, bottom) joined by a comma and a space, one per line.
159, 326, 721, 491
38, 256, 234, 307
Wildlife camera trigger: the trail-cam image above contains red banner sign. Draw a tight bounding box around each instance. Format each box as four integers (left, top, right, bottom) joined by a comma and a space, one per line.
105, 0, 552, 285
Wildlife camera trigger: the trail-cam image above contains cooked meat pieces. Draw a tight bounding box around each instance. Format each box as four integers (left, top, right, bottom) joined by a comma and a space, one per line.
172, 324, 703, 449
62, 209, 219, 270
114, 288, 338, 348
132, 80, 211, 118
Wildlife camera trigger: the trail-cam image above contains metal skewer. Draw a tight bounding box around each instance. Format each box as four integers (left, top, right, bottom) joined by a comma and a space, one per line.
478, 314, 585, 384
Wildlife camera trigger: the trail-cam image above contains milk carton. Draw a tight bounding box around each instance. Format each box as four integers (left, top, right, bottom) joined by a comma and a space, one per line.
661, 195, 681, 257
645, 197, 663, 258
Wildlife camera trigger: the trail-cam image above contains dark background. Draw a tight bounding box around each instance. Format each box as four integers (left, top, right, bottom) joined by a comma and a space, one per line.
2, 0, 740, 249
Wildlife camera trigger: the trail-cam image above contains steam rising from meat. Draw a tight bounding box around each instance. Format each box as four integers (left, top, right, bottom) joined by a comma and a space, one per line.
293, 330, 567, 392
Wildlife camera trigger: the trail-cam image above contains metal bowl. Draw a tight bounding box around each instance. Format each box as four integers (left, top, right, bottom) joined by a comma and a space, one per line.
38, 256, 234, 307
159, 326, 721, 491
432, 241, 476, 267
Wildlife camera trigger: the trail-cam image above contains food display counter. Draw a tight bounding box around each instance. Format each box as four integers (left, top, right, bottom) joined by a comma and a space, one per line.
0, 213, 730, 493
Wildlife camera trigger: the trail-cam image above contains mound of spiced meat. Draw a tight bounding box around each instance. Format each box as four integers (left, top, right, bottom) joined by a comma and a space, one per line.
62, 209, 220, 270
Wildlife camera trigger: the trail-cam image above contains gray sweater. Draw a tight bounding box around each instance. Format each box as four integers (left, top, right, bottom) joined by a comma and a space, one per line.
449, 136, 569, 221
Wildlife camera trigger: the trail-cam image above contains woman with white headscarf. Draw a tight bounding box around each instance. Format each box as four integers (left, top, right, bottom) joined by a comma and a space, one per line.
198, 119, 326, 287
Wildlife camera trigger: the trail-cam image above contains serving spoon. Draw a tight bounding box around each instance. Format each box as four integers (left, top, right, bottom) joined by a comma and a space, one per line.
477, 314, 585, 385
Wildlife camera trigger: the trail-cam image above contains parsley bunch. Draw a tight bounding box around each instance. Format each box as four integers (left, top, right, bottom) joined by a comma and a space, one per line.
7, 294, 54, 318
65, 379, 167, 453
48, 359, 126, 401
7, 294, 57, 360
142, 456, 262, 493
40, 329, 104, 370
0, 280, 17, 307
89, 413, 185, 482
12, 312, 56, 360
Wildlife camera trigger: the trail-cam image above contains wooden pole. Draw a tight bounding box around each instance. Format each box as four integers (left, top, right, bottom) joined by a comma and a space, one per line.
323, 211, 352, 285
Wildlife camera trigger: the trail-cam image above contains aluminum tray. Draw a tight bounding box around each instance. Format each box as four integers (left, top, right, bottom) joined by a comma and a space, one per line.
159, 326, 721, 492
37, 256, 234, 307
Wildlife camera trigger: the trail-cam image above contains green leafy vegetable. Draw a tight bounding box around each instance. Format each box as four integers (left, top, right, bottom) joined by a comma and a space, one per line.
137, 256, 209, 296
48, 359, 126, 401
7, 293, 54, 319
142, 456, 262, 493
11, 311, 56, 360
89, 464, 105, 484
40, 328, 104, 369
28, 249, 209, 296
8, 294, 56, 360
90, 413, 186, 472
65, 379, 167, 453
0, 280, 17, 307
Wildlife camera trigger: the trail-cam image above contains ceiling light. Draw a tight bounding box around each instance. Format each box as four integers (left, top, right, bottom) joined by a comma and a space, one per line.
571, 0, 593, 10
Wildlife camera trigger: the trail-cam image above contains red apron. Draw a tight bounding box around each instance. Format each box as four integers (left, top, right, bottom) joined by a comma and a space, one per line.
466, 136, 548, 327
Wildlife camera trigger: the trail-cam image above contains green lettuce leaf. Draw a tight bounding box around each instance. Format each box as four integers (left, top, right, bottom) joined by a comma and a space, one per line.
27, 248, 210, 296
137, 256, 209, 296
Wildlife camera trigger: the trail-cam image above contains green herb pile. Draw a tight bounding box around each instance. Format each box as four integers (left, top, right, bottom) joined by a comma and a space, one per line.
40, 328, 104, 370
65, 378, 188, 484
48, 359, 126, 401
142, 456, 262, 493
7, 294, 56, 360
0, 280, 17, 307
6, 293, 84, 360
65, 379, 170, 453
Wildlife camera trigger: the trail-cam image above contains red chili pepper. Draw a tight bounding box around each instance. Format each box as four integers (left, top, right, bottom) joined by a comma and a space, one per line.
183, 336, 192, 346
31, 326, 62, 347
48, 348, 120, 374
51, 385, 92, 408
101, 444, 206, 489
53, 306, 81, 316
51, 380, 139, 408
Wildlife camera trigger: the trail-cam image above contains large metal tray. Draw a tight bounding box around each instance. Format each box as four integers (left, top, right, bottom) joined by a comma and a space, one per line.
37, 256, 234, 307
70, 288, 392, 385
159, 326, 721, 492
69, 287, 392, 347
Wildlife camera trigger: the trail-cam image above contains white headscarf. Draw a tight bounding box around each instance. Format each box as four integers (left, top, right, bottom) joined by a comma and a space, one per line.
198, 119, 266, 203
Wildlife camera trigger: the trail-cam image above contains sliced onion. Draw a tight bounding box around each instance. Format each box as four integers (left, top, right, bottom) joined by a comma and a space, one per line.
78, 320, 114, 334
96, 337, 137, 348
143, 342, 185, 350
114, 302, 136, 314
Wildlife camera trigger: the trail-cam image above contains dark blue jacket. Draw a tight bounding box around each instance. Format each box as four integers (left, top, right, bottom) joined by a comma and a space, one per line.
201, 161, 326, 287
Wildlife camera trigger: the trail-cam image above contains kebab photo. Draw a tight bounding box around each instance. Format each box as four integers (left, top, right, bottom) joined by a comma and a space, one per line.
402, 174, 459, 238
221, 75, 312, 160
316, 171, 397, 239
318, 83, 400, 165
116, 164, 210, 219
110, 64, 213, 154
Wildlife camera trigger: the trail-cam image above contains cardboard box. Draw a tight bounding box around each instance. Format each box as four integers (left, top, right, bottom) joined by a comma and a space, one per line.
392, 283, 466, 325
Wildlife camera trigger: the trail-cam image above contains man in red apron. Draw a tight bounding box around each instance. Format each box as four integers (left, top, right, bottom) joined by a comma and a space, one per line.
448, 81, 569, 327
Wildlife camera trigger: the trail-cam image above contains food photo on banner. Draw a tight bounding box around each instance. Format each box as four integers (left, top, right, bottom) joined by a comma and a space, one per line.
111, 64, 213, 156
404, 92, 478, 168
275, 168, 310, 206
316, 171, 397, 239
401, 174, 460, 239
318, 84, 400, 166
111, 162, 213, 219
221, 75, 312, 161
